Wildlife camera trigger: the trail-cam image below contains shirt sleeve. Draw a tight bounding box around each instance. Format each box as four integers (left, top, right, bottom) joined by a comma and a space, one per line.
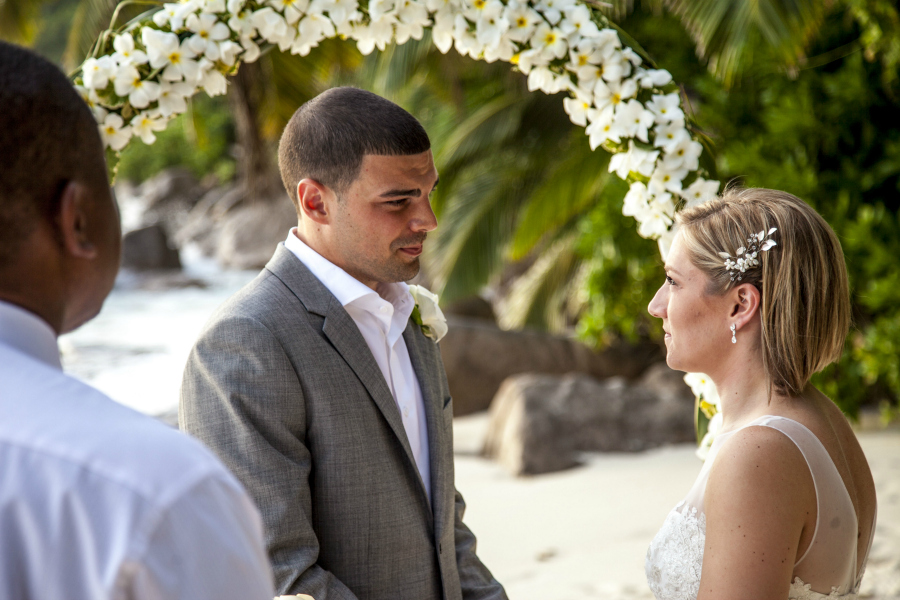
125, 472, 275, 600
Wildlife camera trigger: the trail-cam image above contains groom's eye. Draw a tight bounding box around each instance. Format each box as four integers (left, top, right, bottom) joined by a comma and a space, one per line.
385, 198, 409, 207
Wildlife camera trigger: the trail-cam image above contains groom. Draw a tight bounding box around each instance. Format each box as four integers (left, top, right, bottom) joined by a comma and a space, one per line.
180, 87, 507, 600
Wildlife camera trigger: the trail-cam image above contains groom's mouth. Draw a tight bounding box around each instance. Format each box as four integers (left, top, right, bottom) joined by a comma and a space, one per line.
399, 245, 423, 257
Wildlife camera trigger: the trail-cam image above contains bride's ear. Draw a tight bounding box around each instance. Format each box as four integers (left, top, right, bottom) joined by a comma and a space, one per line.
729, 283, 761, 330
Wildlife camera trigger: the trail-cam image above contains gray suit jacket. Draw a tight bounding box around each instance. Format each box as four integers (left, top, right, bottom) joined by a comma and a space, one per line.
180, 244, 506, 600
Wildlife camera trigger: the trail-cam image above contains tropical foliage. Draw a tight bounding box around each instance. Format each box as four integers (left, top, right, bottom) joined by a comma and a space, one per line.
4, 0, 899, 419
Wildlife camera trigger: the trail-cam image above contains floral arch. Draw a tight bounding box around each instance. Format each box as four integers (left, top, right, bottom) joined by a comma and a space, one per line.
77, 0, 723, 449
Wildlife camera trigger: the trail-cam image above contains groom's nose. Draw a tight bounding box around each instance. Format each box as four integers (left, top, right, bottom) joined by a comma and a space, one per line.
410, 197, 438, 233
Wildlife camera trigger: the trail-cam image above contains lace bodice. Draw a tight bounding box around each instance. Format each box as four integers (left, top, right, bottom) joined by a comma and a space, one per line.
645, 416, 873, 600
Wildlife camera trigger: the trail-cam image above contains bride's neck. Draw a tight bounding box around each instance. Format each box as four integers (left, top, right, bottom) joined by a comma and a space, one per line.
710, 354, 774, 431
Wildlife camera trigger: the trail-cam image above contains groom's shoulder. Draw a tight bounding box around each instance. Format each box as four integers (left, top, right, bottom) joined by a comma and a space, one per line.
200, 262, 320, 342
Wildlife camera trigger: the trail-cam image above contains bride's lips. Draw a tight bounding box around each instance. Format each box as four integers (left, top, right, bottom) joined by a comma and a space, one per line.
399, 245, 423, 257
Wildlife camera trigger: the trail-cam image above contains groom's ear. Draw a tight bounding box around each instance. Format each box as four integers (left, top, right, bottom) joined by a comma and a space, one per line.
297, 179, 331, 224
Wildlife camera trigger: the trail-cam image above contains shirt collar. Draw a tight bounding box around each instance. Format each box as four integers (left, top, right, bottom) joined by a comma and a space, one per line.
0, 299, 62, 370
284, 230, 414, 321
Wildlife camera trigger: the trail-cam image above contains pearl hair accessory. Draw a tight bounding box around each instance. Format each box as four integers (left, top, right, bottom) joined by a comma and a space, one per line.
719, 227, 778, 281
731, 323, 736, 344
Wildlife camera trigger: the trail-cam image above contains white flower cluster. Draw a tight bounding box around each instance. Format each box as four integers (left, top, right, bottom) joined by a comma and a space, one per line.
77, 0, 721, 246
683, 372, 721, 461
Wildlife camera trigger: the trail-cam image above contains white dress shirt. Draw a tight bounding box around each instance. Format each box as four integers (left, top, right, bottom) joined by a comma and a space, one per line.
0, 299, 275, 600
284, 230, 432, 499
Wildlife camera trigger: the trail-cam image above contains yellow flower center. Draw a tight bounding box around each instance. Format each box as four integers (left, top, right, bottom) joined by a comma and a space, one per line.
473, 0, 486, 9
169, 52, 182, 64
611, 93, 621, 104
577, 55, 588, 66
516, 16, 527, 27
544, 32, 556, 44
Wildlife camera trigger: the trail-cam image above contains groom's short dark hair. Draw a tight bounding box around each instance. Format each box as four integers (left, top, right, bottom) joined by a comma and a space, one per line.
278, 87, 431, 207
0, 41, 108, 264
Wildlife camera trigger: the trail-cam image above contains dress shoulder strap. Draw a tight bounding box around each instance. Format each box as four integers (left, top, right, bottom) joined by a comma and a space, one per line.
753, 415, 859, 592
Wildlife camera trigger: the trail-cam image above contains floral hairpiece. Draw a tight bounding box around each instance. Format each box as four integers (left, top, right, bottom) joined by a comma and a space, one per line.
718, 227, 778, 281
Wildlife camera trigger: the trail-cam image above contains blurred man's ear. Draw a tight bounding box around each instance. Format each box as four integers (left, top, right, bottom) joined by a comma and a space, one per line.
57, 181, 100, 260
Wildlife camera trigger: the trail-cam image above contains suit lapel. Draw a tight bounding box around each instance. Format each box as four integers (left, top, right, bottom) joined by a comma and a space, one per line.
403, 321, 446, 526
265, 245, 425, 505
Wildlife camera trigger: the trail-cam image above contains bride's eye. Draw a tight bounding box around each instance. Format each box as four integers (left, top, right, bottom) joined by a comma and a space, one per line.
666, 275, 676, 286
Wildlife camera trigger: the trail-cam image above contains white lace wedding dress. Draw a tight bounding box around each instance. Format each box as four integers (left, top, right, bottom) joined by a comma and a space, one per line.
645, 415, 875, 600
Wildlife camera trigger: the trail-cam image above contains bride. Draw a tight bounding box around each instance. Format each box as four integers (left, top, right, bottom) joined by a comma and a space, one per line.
644, 187, 877, 599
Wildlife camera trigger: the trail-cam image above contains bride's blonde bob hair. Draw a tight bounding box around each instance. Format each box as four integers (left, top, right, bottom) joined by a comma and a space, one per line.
675, 187, 850, 397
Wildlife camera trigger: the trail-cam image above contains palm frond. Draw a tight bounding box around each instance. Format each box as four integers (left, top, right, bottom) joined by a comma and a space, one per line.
666, 0, 830, 85
510, 133, 612, 260
497, 231, 581, 332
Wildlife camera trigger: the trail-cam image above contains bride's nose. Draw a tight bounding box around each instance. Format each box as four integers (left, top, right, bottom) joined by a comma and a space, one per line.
648, 283, 668, 318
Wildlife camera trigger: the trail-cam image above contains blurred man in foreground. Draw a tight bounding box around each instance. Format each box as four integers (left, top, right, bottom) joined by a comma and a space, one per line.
0, 41, 275, 600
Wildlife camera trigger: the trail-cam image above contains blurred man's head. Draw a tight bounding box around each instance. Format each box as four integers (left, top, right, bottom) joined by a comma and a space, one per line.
278, 87, 438, 289
0, 41, 121, 334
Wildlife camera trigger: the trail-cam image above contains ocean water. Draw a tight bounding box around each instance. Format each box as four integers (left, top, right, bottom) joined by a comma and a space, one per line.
59, 246, 259, 416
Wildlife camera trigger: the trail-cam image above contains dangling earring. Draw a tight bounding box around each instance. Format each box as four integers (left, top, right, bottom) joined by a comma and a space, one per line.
730, 324, 737, 344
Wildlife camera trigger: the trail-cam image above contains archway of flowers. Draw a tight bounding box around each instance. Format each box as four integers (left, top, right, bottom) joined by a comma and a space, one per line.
77, 0, 722, 451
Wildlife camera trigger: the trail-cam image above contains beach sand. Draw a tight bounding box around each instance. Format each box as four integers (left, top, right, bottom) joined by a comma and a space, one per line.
453, 415, 900, 600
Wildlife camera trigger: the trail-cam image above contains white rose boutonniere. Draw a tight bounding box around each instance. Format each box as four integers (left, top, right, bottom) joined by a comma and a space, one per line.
408, 284, 448, 343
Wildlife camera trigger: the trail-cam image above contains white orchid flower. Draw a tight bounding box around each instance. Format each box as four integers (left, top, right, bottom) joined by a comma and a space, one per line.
637, 194, 675, 238
113, 65, 161, 109
157, 80, 194, 116
99, 113, 131, 151
648, 162, 689, 195
186, 13, 232, 60
368, 0, 395, 20
652, 120, 690, 153
199, 0, 225, 12
646, 92, 684, 123
431, 10, 455, 53
608, 141, 658, 178
227, 0, 246, 13
112, 33, 148, 66
537, 0, 576, 25
585, 105, 622, 148
622, 181, 653, 220
682, 178, 720, 208
527, 66, 566, 94
474, 1, 508, 47
452, 14, 483, 58
239, 36, 262, 62
482, 36, 516, 62
562, 93, 592, 126
354, 15, 397, 55
269, 0, 310, 24
153, 2, 194, 30
504, 2, 540, 43
82, 55, 116, 90
559, 4, 599, 39
143, 29, 201, 82
197, 59, 228, 96
228, 8, 256, 37
593, 77, 636, 113
312, 0, 362, 27
292, 13, 336, 55
661, 137, 703, 171
132, 111, 167, 144
614, 98, 655, 142
252, 7, 291, 43
530, 22, 567, 60
635, 67, 672, 89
